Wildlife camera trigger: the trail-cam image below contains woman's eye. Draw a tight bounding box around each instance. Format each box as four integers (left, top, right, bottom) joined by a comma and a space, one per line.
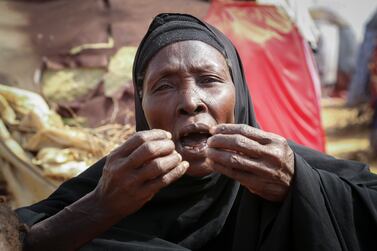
199, 75, 220, 84
153, 82, 173, 93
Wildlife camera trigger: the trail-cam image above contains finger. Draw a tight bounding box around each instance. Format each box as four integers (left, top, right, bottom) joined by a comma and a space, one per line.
111, 129, 172, 158
208, 134, 268, 158
211, 161, 260, 185
211, 161, 287, 201
211, 161, 275, 194
210, 124, 273, 145
120, 139, 175, 171
143, 161, 189, 193
207, 148, 277, 178
136, 151, 182, 181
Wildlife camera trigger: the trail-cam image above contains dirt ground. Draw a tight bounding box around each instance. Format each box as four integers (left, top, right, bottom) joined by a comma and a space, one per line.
322, 97, 377, 173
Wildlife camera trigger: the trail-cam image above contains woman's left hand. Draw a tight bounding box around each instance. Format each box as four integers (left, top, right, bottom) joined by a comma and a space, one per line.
207, 124, 295, 202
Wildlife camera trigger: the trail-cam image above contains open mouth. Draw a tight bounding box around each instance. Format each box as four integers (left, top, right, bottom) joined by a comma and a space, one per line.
180, 131, 211, 151
178, 123, 211, 153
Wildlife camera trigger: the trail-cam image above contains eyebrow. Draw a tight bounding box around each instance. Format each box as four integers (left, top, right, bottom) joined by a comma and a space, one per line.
145, 62, 228, 83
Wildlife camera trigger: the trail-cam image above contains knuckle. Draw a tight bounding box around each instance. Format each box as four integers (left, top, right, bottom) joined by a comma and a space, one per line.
102, 160, 113, 173
102, 165, 112, 179
230, 154, 242, 166
174, 152, 182, 162
177, 164, 187, 176
128, 131, 138, 140
107, 150, 116, 160
281, 137, 288, 145
254, 145, 262, 156
103, 158, 122, 176
274, 135, 286, 145
166, 140, 175, 150
152, 159, 164, 174
160, 175, 170, 186
240, 124, 250, 135
272, 169, 282, 180
267, 145, 282, 161
143, 142, 156, 155
274, 148, 284, 161
106, 152, 120, 165
136, 132, 148, 144
103, 157, 112, 171
219, 124, 227, 132
235, 135, 247, 147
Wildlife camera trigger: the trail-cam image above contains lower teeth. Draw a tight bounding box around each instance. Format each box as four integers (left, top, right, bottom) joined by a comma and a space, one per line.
183, 142, 207, 151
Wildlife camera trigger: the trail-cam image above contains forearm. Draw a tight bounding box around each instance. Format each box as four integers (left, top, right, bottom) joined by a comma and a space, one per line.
23, 190, 120, 251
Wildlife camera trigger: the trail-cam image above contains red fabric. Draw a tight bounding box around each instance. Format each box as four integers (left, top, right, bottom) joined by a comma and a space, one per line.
205, 1, 325, 152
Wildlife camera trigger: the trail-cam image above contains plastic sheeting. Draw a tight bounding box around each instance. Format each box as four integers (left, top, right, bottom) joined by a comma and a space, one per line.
205, 1, 325, 151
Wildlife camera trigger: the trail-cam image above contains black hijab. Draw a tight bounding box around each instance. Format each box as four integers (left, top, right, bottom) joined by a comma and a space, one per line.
17, 13, 377, 251
132, 13, 258, 131
113, 13, 259, 249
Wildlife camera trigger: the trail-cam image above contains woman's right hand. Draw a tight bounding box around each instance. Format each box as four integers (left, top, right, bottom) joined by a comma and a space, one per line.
23, 129, 187, 251
94, 129, 189, 218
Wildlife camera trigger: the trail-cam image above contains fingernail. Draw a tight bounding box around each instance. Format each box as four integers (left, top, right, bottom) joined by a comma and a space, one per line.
207, 137, 213, 146
175, 151, 182, 161
166, 132, 172, 139
182, 161, 189, 168
209, 126, 216, 134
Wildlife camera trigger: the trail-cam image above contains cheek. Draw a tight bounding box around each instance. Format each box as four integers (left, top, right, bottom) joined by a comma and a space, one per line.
206, 85, 235, 123
142, 97, 174, 130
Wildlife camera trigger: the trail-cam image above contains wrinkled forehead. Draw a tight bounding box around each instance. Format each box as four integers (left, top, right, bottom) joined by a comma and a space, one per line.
143, 40, 231, 86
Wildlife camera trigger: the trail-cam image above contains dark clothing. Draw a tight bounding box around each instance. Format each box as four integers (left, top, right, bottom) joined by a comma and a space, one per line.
17, 13, 377, 251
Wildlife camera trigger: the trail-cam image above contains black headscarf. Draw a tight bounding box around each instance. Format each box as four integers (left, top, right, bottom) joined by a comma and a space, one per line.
132, 13, 258, 131
17, 13, 377, 251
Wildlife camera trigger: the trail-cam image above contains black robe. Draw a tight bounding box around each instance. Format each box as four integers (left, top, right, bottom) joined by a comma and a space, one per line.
17, 13, 377, 251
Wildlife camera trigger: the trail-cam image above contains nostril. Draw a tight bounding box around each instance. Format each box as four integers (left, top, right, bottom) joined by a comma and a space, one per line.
178, 102, 206, 115
194, 104, 205, 114
179, 108, 190, 115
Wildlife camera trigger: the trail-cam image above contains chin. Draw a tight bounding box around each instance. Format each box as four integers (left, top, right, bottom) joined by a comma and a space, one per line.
184, 158, 214, 177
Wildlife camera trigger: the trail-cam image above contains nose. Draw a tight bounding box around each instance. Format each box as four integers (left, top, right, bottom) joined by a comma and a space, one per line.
176, 87, 207, 116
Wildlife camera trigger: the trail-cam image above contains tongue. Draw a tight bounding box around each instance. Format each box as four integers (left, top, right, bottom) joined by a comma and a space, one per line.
181, 133, 210, 147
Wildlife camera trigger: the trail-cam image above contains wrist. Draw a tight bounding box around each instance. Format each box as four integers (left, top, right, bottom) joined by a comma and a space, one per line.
66, 190, 121, 227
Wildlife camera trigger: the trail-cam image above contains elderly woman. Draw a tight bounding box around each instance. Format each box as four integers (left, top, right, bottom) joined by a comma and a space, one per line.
18, 14, 377, 251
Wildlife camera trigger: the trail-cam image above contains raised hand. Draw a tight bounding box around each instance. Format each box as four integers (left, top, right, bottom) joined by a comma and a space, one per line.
207, 124, 294, 202
94, 129, 189, 218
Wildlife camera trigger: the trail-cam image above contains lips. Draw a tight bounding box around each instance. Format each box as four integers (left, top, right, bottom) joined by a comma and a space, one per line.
177, 123, 212, 155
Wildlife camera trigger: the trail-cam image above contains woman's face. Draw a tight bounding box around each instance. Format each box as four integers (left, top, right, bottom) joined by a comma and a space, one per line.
142, 40, 236, 176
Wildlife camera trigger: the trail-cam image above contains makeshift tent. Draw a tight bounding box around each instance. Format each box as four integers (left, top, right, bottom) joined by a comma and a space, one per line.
206, 0, 325, 151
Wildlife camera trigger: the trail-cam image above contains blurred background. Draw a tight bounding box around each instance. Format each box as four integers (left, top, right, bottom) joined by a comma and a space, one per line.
0, 0, 376, 208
